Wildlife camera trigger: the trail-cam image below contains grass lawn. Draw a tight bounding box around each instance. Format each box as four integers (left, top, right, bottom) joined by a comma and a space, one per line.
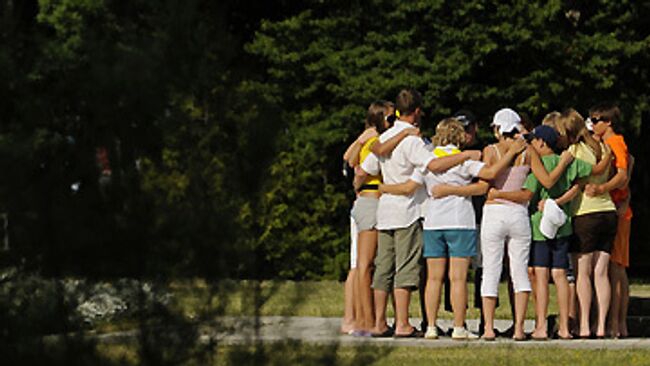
93, 342, 650, 366
164, 279, 650, 321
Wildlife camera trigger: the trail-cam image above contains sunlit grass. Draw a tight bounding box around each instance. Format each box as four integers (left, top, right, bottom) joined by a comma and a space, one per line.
166, 279, 650, 320
91, 279, 650, 334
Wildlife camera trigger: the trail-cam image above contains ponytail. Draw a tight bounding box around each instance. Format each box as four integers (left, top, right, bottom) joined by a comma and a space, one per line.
560, 108, 602, 161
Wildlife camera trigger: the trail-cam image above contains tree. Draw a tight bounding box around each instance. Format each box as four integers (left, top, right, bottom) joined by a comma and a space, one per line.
248, 0, 650, 279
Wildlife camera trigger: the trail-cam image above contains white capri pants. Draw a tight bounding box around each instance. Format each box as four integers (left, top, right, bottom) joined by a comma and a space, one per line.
480, 204, 532, 297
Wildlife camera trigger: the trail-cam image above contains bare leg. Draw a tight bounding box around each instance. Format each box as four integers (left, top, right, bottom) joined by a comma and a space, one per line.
608, 261, 623, 337
532, 267, 549, 339
568, 282, 577, 324
425, 258, 447, 329
593, 251, 611, 337
394, 287, 413, 335
355, 230, 377, 331
552, 268, 571, 338
576, 253, 593, 337
513, 292, 529, 339
372, 289, 389, 334
609, 261, 629, 337
449, 257, 470, 327
341, 269, 357, 333
526, 266, 537, 332
482, 297, 497, 339
620, 267, 629, 337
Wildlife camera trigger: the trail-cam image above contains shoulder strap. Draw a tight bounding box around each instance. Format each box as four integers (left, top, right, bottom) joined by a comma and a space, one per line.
491, 144, 502, 159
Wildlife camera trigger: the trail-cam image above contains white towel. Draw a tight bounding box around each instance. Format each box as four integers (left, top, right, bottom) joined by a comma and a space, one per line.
540, 199, 568, 239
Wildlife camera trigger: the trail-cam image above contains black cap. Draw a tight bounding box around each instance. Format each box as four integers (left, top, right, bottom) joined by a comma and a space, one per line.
530, 125, 559, 149
453, 110, 477, 127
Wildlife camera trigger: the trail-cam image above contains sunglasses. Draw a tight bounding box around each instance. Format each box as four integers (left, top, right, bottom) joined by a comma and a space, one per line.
587, 116, 609, 124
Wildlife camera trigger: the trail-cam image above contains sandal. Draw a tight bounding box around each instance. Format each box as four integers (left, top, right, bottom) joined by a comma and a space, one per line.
394, 328, 423, 338
371, 327, 394, 338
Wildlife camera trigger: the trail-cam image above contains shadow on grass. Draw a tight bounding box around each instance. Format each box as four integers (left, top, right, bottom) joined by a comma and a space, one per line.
0, 270, 393, 365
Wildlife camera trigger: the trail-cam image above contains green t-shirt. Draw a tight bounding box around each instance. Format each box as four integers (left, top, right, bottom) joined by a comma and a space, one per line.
523, 154, 593, 241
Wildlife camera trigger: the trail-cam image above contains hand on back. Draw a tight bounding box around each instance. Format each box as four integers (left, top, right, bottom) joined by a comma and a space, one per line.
462, 150, 482, 161
405, 127, 421, 137
357, 128, 378, 144
431, 184, 449, 198
584, 183, 604, 197
509, 138, 527, 155
560, 150, 574, 166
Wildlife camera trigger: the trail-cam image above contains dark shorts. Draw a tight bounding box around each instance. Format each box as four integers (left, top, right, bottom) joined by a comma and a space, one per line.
529, 237, 570, 269
572, 211, 618, 254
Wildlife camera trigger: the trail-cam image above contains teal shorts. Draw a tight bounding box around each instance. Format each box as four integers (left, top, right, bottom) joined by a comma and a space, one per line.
423, 229, 477, 258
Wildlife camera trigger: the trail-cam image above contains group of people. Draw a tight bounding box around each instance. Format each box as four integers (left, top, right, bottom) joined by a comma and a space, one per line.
340, 88, 633, 341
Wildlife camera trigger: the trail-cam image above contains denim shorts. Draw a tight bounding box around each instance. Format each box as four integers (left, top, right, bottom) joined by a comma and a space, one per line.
423, 229, 477, 258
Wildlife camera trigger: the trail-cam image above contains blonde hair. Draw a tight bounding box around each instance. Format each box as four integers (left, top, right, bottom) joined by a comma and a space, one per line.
543, 111, 568, 149
559, 108, 602, 161
432, 118, 465, 147
542, 111, 561, 129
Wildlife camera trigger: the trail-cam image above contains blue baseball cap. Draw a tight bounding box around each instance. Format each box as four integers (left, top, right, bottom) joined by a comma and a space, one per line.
530, 125, 559, 149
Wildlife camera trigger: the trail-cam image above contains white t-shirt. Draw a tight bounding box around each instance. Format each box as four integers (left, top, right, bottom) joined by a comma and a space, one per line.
412, 155, 485, 230
361, 120, 435, 230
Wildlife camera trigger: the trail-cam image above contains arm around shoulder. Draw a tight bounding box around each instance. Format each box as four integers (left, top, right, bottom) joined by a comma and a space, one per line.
379, 180, 421, 196
488, 188, 533, 204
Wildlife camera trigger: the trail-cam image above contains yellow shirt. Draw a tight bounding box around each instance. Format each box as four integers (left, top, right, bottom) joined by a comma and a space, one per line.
359, 137, 382, 191
568, 142, 616, 216
433, 145, 461, 157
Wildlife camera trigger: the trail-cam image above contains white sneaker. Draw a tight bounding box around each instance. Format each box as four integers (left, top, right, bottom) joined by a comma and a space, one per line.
424, 327, 438, 339
451, 327, 479, 340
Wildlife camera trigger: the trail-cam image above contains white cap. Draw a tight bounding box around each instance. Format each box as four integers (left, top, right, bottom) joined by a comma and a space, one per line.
492, 108, 522, 134
540, 199, 568, 239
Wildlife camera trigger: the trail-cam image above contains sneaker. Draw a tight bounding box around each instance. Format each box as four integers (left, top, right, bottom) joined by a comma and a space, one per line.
424, 327, 439, 340
451, 327, 479, 340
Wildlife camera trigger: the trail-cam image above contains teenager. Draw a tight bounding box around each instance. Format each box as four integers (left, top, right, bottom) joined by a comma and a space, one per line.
556, 109, 617, 339
475, 108, 533, 341
380, 118, 525, 340
587, 103, 633, 338
360, 88, 480, 337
